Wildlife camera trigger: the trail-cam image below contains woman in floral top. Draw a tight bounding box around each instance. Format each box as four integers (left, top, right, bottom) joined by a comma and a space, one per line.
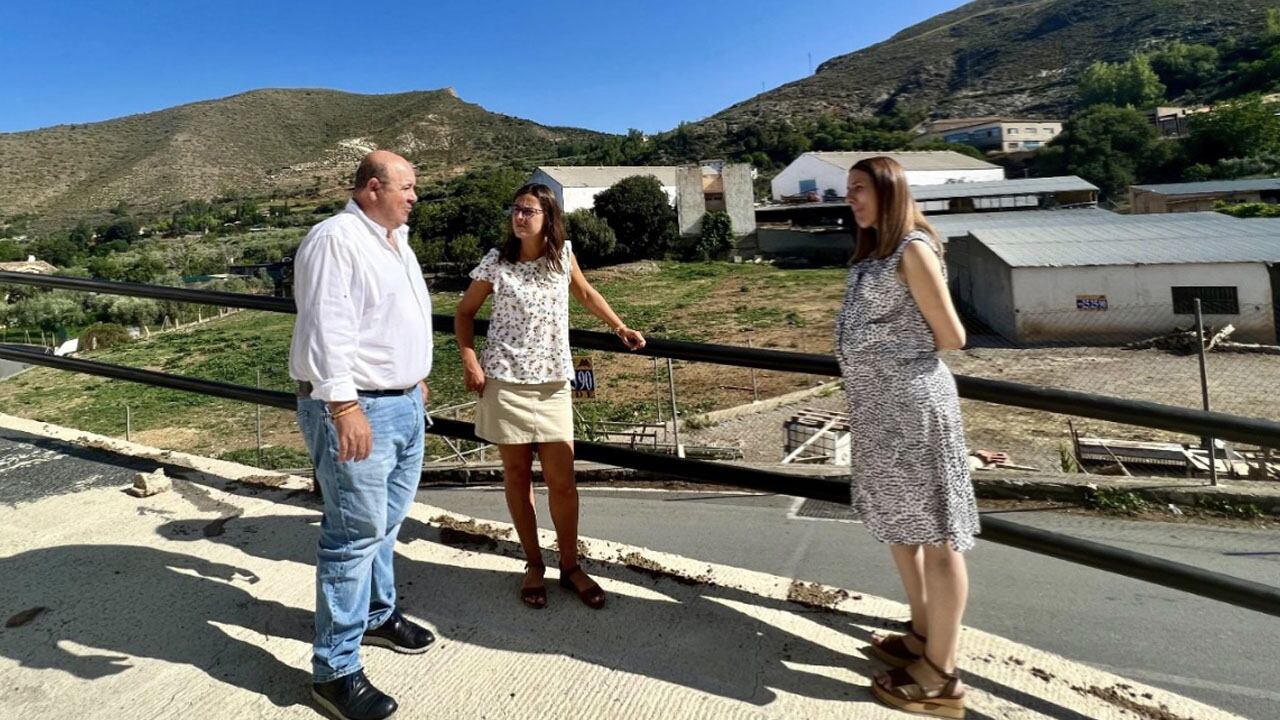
455, 183, 645, 610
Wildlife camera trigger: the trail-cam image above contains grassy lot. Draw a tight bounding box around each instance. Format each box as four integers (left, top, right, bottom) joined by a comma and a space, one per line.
0, 261, 849, 466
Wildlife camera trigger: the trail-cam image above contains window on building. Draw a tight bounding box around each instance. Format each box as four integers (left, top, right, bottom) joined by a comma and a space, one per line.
1008, 128, 1019, 134
799, 179, 817, 192
1025, 127, 1036, 133
1007, 142, 1019, 150
1025, 141, 1041, 148
1171, 286, 1240, 315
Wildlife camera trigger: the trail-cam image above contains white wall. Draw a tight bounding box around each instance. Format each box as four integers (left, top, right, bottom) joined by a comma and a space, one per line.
771, 156, 848, 201
966, 242, 1018, 339
526, 169, 565, 210
560, 185, 678, 213
771, 155, 1005, 201
1009, 263, 1276, 343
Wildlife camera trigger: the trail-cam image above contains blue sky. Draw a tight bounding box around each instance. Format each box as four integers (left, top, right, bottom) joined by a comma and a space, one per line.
1, 1, 969, 135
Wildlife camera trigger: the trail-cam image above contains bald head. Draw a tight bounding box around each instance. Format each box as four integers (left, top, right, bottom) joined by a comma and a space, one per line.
352, 151, 418, 231
353, 150, 412, 193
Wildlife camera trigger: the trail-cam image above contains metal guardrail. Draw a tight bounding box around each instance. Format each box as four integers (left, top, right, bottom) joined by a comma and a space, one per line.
5, 271, 1279, 447
2, 344, 1278, 618
3, 272, 1280, 617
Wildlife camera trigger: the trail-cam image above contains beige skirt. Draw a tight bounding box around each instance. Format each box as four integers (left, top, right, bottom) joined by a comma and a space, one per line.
474, 378, 574, 445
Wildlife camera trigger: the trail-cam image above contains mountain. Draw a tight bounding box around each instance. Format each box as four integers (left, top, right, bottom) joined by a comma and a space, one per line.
706, 0, 1278, 127
0, 88, 602, 224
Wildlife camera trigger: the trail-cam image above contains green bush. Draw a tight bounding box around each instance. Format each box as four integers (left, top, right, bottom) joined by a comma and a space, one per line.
564, 209, 617, 267
593, 175, 678, 260
1083, 487, 1149, 515
689, 211, 734, 261
448, 234, 483, 275
79, 323, 132, 351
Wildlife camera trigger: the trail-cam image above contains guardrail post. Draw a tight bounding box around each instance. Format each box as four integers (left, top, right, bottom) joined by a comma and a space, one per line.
1195, 299, 1218, 487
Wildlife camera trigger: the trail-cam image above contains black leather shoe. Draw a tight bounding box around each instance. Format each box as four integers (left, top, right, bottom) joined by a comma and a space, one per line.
361, 609, 435, 655
311, 670, 397, 720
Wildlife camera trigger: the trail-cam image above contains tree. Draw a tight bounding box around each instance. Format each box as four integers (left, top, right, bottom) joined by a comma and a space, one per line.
1148, 42, 1220, 97
1187, 95, 1280, 164
412, 237, 447, 268
67, 221, 94, 250
448, 234, 483, 275
99, 217, 140, 244
688, 211, 734, 261
29, 235, 79, 266
10, 290, 86, 332
409, 167, 526, 250
0, 242, 24, 262
1078, 57, 1166, 108
592, 175, 678, 261
1034, 104, 1161, 199
563, 210, 617, 267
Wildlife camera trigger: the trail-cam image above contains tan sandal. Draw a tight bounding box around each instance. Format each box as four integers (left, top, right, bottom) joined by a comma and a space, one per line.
870, 653, 965, 719
868, 624, 926, 669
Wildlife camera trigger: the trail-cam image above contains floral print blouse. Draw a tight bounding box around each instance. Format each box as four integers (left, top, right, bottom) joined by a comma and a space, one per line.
469, 241, 574, 384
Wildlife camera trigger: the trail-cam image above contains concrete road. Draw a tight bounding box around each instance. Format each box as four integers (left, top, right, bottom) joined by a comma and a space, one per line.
422, 485, 1280, 720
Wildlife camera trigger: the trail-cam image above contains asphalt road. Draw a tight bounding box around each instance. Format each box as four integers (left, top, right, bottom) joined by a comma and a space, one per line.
421, 485, 1280, 720
2, 424, 1275, 718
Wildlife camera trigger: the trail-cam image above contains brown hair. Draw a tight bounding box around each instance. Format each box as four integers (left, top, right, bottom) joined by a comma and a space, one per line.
848, 156, 939, 263
502, 183, 566, 273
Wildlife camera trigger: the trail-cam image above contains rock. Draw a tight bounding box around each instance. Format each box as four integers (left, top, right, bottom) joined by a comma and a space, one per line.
128, 468, 171, 497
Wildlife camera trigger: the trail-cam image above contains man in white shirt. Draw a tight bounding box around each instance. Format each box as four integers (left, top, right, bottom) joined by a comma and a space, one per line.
290, 150, 434, 720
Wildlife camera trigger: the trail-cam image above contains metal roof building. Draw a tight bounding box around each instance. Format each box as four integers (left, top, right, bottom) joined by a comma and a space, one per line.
950, 214, 1280, 344
1129, 177, 1280, 214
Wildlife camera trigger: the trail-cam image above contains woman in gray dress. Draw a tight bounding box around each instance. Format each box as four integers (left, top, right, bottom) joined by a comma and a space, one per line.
835, 156, 979, 719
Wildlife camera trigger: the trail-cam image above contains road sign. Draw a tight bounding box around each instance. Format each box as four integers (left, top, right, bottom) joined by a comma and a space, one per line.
570, 355, 596, 399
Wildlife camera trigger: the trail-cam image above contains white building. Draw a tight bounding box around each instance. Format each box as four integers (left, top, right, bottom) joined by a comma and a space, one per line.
770, 151, 1004, 202
950, 215, 1280, 344
528, 166, 681, 214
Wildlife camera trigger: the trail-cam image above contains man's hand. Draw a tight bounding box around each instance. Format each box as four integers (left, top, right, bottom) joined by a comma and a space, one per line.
330, 402, 372, 462
418, 379, 430, 406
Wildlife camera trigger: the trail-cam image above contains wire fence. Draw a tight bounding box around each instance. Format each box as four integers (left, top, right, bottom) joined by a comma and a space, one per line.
953, 302, 1279, 424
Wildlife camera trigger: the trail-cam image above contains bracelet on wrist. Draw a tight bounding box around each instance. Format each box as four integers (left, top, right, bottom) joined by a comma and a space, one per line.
331, 403, 360, 420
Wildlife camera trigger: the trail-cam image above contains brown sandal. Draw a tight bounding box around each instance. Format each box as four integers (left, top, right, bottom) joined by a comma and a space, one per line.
519, 561, 547, 609
870, 653, 965, 719
868, 624, 926, 669
558, 564, 605, 609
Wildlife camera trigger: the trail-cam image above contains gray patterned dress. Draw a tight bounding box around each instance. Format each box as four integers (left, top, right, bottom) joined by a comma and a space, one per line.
834, 231, 980, 552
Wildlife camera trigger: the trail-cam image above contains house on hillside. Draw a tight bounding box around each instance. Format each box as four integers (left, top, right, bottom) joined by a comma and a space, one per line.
949, 214, 1280, 344
529, 164, 756, 238
913, 118, 1063, 153
770, 151, 1004, 202
0, 256, 58, 275
1129, 178, 1280, 214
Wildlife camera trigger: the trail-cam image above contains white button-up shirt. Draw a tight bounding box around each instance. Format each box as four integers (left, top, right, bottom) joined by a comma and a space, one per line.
289, 200, 433, 401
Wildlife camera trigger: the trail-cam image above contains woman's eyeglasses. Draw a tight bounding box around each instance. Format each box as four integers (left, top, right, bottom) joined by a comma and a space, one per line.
508, 206, 544, 219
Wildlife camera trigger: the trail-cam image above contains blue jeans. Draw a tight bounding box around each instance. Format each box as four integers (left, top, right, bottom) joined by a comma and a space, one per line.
297, 387, 426, 682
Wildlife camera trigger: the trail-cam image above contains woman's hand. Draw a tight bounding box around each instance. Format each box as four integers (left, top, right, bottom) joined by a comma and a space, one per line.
462, 359, 487, 394
616, 327, 646, 351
